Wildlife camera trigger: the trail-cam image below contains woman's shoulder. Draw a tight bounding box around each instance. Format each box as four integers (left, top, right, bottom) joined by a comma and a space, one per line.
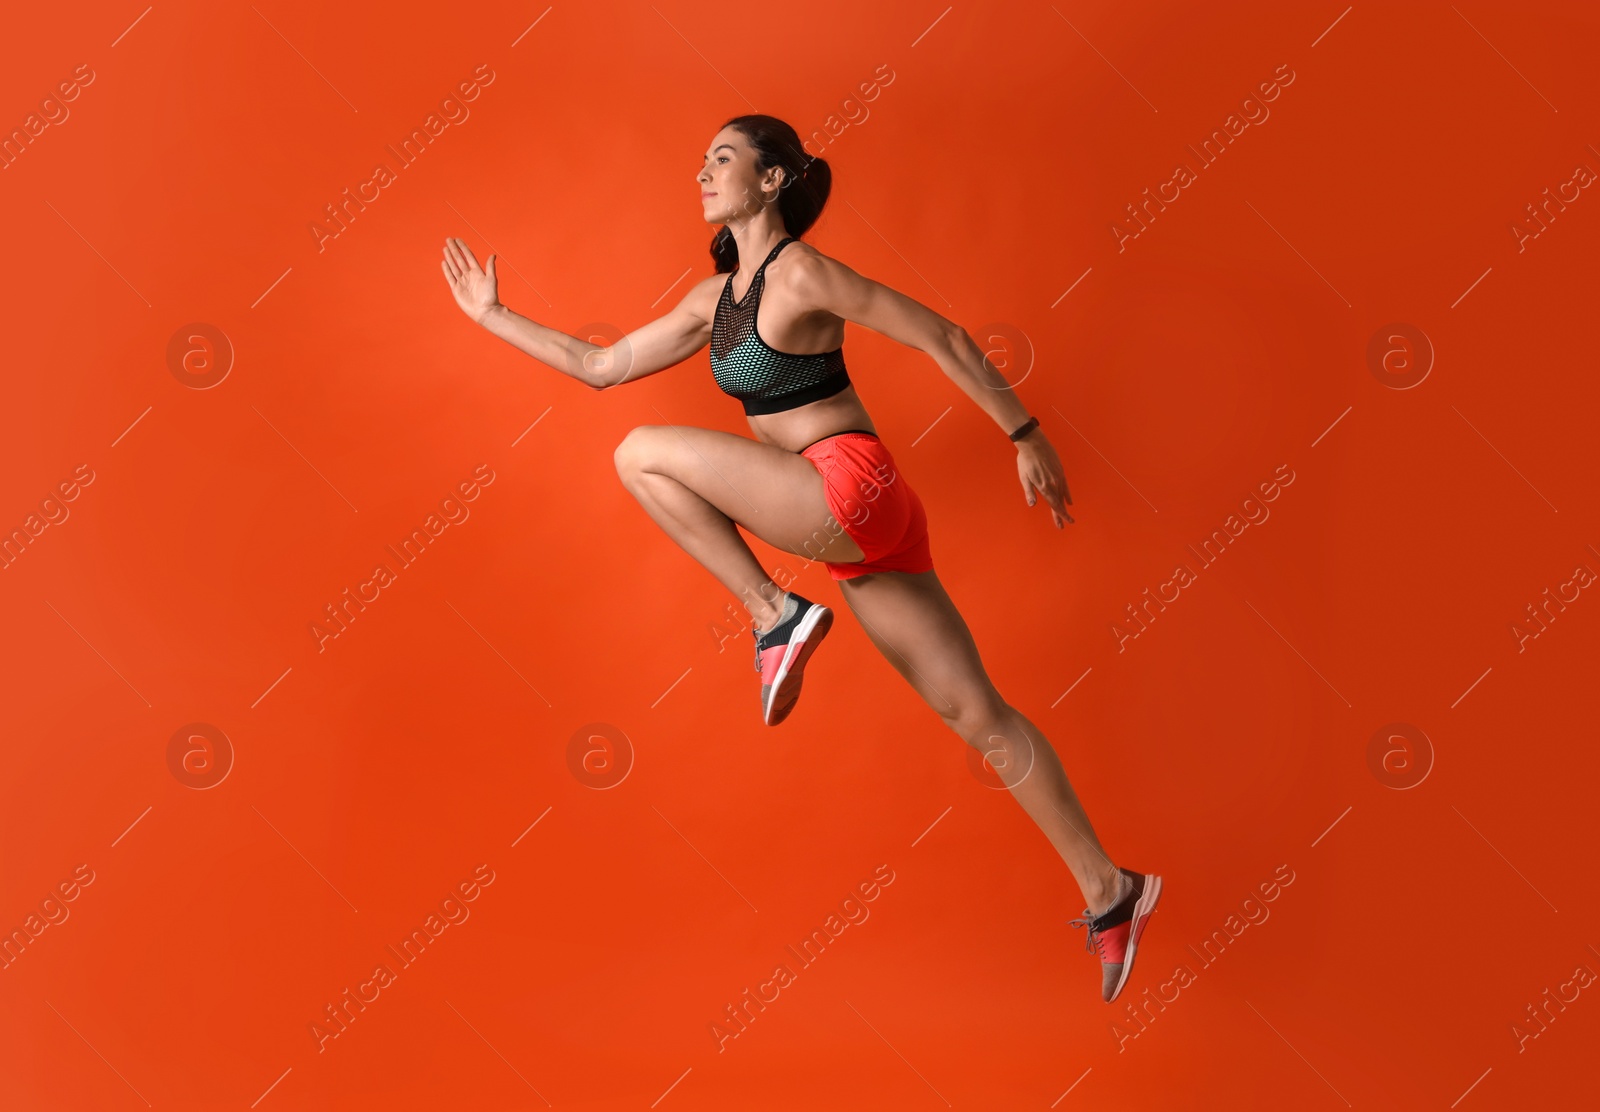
777, 236, 831, 265
768, 238, 840, 301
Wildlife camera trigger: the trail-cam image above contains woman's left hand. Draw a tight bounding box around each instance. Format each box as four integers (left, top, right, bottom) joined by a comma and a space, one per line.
1017, 434, 1074, 528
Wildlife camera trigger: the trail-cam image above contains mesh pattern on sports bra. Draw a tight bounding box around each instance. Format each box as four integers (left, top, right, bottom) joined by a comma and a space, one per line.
710, 237, 851, 416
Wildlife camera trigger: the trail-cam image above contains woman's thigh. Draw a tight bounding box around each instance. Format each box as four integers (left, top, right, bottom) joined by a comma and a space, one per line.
615, 424, 865, 564
836, 568, 1005, 729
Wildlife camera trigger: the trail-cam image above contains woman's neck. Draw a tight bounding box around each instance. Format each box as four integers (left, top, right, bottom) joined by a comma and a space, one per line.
730, 223, 789, 274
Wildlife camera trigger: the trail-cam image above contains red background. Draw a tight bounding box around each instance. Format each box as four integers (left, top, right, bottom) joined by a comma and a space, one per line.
3, 1, 1597, 1108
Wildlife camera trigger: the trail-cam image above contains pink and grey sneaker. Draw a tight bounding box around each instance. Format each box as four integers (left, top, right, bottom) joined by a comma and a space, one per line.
751, 592, 833, 726
1069, 867, 1163, 1003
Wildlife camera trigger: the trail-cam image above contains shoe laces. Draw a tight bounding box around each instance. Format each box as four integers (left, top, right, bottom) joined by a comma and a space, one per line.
1068, 911, 1108, 961
752, 599, 798, 672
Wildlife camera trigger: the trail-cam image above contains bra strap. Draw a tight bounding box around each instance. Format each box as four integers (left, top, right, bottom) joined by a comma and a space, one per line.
754, 236, 794, 279
727, 236, 795, 305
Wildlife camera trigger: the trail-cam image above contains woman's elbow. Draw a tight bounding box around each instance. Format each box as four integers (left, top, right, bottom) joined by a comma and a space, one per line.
934, 320, 970, 358
582, 343, 625, 390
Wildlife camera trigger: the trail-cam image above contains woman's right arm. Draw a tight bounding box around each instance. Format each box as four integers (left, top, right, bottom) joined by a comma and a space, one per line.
442, 237, 718, 390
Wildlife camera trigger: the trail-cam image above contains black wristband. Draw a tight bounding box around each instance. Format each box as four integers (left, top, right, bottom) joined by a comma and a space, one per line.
1008, 415, 1040, 442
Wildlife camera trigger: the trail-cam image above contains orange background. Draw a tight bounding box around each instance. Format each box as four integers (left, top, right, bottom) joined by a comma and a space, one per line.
3, 1, 1598, 1109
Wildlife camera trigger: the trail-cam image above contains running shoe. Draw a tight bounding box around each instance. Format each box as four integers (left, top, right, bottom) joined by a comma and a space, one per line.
1068, 867, 1163, 1003
751, 592, 833, 726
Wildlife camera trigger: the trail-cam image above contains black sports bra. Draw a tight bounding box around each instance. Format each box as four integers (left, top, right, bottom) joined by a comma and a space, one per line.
709, 236, 851, 416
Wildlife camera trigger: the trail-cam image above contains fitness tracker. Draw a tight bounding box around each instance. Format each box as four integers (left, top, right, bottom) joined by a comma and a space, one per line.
1008, 415, 1040, 442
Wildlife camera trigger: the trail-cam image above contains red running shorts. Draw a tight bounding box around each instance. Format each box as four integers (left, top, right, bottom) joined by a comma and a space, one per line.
798, 431, 934, 581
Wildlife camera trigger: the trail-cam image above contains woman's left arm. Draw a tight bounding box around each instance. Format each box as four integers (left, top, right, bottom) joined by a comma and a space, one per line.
798, 254, 1074, 528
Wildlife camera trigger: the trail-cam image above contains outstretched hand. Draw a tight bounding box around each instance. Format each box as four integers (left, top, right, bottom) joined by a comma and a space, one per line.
440, 237, 501, 324
1017, 434, 1074, 528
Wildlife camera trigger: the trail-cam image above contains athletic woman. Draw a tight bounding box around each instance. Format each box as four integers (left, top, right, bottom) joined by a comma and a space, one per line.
439, 114, 1161, 1003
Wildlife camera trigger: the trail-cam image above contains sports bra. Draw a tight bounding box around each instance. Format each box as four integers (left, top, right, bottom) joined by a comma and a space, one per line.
710, 236, 852, 416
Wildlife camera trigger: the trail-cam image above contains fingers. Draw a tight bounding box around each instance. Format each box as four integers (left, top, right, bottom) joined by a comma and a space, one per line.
1020, 448, 1078, 526
1022, 478, 1074, 525
1045, 462, 1076, 519
443, 237, 478, 278
1041, 483, 1075, 526
1030, 482, 1063, 528
442, 240, 462, 282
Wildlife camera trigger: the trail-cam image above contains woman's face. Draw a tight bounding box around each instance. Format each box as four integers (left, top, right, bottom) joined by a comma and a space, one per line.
697, 128, 779, 224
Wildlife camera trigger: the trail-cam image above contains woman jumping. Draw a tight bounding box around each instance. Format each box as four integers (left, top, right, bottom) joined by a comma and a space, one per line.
440, 114, 1162, 1003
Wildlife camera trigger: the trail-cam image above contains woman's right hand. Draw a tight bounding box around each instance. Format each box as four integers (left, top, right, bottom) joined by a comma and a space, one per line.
441, 237, 501, 324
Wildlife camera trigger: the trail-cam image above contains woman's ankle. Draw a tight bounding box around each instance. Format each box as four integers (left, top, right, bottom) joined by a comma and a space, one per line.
1085, 863, 1126, 916
749, 590, 790, 634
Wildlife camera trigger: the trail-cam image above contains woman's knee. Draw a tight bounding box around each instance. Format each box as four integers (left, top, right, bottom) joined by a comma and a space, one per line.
937, 694, 1011, 744
613, 425, 662, 479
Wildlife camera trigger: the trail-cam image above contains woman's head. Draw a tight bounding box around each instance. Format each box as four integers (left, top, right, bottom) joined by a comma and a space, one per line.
699, 115, 832, 273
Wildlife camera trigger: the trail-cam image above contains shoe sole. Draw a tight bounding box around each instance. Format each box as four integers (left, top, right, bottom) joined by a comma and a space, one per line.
763, 604, 833, 726
1107, 874, 1163, 1003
